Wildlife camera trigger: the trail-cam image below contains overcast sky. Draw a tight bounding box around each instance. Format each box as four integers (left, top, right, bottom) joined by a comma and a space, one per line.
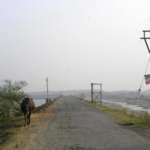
1, 0, 150, 92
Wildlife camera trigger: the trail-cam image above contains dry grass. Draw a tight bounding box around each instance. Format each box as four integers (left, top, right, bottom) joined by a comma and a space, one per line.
90, 102, 150, 129
0, 103, 56, 150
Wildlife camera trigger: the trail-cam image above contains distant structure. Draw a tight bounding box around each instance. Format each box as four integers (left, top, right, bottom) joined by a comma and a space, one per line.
138, 30, 150, 93
91, 83, 102, 103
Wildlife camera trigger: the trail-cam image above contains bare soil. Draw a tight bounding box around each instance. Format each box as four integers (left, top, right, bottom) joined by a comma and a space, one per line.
0, 103, 56, 150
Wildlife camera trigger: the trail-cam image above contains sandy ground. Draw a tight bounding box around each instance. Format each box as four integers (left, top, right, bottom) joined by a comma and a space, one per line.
1, 103, 56, 150
3, 96, 150, 150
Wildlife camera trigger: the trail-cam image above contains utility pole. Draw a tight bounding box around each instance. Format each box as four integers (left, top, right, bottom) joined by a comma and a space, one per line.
138, 30, 150, 92
100, 83, 103, 103
91, 83, 94, 103
46, 77, 49, 103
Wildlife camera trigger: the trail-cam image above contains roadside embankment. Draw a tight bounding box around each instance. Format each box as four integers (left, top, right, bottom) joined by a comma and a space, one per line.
89, 101, 150, 129
0, 101, 56, 150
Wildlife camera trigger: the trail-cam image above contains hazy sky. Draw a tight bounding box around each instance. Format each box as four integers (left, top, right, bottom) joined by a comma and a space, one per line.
1, 0, 150, 92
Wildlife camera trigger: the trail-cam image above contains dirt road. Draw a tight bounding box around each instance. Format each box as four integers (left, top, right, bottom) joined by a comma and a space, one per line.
22, 96, 150, 150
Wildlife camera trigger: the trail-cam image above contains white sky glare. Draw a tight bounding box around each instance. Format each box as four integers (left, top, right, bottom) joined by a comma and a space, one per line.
1, 0, 150, 91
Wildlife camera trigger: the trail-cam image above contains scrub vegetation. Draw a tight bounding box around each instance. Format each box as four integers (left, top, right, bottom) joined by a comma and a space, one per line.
90, 101, 150, 129
0, 80, 27, 147
0, 80, 27, 121
0, 102, 54, 150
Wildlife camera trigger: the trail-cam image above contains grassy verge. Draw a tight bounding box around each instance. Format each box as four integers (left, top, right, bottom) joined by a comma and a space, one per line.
0, 101, 53, 149
0, 113, 25, 146
89, 102, 150, 129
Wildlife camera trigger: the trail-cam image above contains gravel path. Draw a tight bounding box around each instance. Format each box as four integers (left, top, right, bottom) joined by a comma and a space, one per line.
23, 96, 150, 150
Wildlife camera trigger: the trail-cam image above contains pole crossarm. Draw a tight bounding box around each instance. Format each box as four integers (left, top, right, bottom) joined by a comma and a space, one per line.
91, 83, 102, 85
141, 30, 150, 54
143, 30, 150, 32
140, 37, 150, 39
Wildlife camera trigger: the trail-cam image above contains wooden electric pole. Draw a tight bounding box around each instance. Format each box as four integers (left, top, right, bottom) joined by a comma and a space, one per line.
100, 83, 103, 103
91, 83, 94, 103
46, 77, 49, 103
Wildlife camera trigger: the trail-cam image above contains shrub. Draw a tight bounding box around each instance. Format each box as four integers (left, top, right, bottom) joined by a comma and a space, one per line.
0, 80, 27, 120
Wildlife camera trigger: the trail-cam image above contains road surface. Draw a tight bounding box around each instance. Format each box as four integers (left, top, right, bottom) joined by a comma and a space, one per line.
23, 96, 150, 150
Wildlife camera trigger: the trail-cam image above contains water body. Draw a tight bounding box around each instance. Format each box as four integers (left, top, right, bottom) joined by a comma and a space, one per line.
34, 99, 46, 107
103, 99, 150, 114
85, 95, 150, 114
33, 97, 150, 114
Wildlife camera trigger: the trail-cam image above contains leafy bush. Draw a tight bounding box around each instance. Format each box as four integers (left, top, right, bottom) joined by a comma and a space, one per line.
0, 80, 27, 120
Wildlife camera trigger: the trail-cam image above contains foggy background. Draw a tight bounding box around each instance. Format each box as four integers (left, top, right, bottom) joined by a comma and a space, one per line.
0, 0, 150, 92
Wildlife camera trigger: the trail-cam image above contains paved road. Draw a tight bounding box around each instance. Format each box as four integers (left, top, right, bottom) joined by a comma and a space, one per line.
24, 96, 150, 150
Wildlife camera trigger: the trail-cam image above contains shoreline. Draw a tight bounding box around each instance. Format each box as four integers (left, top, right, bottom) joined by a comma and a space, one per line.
84, 98, 150, 115
102, 100, 150, 115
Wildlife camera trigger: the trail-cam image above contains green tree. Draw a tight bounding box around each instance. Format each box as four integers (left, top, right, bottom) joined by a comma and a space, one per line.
0, 80, 27, 119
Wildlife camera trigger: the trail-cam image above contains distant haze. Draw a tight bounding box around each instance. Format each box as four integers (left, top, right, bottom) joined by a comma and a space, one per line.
1, 0, 150, 92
